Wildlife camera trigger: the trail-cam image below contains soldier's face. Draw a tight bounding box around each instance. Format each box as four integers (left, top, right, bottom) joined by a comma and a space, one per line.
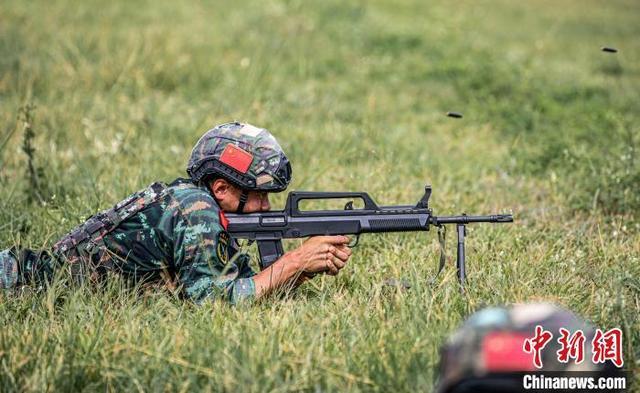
239, 190, 271, 213
210, 179, 271, 213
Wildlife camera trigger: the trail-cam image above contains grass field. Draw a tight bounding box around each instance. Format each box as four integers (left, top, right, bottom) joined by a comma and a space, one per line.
1, 0, 639, 391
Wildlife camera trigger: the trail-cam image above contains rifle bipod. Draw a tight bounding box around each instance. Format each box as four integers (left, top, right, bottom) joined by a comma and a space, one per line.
456, 222, 466, 290
434, 220, 468, 292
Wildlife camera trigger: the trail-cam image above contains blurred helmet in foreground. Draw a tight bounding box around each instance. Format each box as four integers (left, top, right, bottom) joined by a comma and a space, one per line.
187, 122, 292, 192
435, 303, 620, 393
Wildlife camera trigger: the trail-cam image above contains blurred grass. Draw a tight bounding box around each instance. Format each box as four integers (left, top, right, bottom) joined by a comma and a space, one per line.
0, 0, 639, 391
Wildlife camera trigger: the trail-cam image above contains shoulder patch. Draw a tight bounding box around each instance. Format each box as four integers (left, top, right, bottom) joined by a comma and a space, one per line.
216, 231, 230, 265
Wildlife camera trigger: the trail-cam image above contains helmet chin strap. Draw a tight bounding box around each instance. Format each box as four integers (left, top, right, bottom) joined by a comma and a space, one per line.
236, 190, 249, 213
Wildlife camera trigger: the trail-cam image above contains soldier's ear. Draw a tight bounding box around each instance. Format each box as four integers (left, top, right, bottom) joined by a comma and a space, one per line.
211, 178, 233, 200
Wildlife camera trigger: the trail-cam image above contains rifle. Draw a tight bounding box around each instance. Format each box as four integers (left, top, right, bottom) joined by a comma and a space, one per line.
225, 185, 513, 287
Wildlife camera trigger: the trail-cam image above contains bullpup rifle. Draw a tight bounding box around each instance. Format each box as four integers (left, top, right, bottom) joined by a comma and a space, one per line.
225, 185, 513, 287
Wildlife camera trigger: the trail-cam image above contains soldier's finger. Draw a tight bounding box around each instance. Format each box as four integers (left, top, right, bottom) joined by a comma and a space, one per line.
326, 259, 339, 275
330, 247, 350, 262
323, 235, 350, 245
335, 244, 352, 256
331, 256, 346, 269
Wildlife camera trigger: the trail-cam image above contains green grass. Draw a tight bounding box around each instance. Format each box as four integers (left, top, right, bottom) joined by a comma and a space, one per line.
1, 0, 639, 391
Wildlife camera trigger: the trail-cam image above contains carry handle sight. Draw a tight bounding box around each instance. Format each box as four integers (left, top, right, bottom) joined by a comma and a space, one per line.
285, 191, 380, 216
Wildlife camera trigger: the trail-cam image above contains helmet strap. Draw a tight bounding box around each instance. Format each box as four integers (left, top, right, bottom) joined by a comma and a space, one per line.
236, 190, 249, 213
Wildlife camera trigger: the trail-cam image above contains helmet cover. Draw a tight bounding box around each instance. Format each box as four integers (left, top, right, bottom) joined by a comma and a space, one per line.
187, 122, 292, 192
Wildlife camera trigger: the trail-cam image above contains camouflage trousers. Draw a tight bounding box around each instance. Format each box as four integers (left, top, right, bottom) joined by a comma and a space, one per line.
0, 247, 60, 289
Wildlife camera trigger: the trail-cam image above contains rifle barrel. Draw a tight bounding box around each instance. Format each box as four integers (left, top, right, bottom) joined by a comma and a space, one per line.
432, 214, 513, 225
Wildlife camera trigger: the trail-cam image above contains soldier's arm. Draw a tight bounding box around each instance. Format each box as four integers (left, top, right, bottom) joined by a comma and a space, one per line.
251, 252, 303, 298
164, 195, 351, 302
160, 194, 257, 304
252, 236, 352, 298
173, 225, 256, 303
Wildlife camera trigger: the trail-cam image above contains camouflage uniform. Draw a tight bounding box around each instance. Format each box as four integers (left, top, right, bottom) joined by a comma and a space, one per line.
1, 121, 292, 304
1, 179, 255, 304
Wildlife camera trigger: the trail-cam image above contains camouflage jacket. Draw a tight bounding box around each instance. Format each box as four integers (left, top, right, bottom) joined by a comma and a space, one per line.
13, 178, 256, 304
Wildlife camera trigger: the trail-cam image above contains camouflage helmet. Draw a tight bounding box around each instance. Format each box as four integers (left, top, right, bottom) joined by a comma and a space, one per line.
187, 122, 292, 192
435, 303, 616, 393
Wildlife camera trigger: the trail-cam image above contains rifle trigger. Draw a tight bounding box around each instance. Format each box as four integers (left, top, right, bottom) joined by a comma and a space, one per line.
344, 201, 354, 210
349, 235, 360, 248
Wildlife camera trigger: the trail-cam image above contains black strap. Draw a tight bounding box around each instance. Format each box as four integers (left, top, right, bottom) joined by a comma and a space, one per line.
236, 190, 249, 213
189, 160, 256, 188
53, 182, 168, 257
430, 225, 447, 285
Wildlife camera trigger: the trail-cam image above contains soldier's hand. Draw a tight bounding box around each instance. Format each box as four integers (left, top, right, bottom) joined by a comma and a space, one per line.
324, 243, 351, 276
292, 235, 352, 275
253, 236, 352, 299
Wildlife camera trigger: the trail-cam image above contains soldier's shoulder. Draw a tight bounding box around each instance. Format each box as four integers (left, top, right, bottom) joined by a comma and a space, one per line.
165, 178, 220, 216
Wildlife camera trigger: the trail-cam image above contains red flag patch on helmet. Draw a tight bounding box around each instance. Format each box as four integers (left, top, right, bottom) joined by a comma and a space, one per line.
220, 144, 253, 173
482, 331, 535, 372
